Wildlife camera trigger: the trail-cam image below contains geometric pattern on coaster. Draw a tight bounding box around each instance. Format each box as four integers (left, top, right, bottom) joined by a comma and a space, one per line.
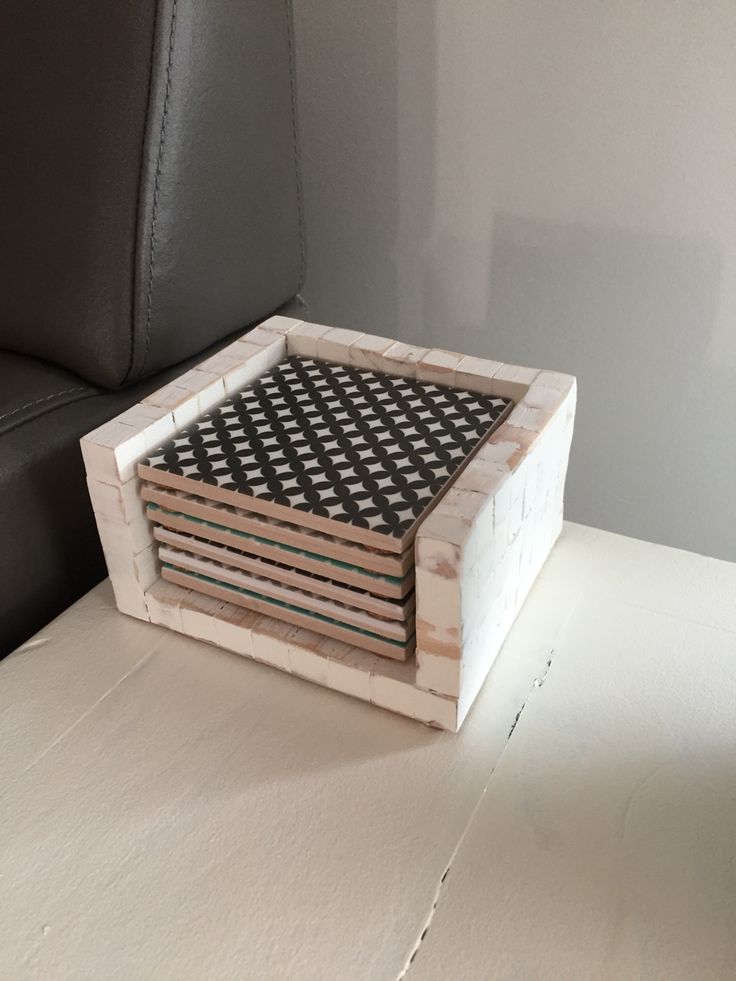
153, 525, 415, 620
158, 545, 414, 642
141, 484, 413, 577
141, 356, 512, 550
161, 565, 414, 662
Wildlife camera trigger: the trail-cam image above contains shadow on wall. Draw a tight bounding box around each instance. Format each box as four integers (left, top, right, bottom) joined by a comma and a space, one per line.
293, 3, 736, 561
293, 0, 438, 337
473, 215, 734, 560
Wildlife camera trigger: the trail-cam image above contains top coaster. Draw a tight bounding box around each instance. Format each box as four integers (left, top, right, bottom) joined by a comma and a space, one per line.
139, 356, 512, 552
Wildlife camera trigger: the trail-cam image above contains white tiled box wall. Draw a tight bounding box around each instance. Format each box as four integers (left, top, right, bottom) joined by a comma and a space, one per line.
81, 317, 576, 732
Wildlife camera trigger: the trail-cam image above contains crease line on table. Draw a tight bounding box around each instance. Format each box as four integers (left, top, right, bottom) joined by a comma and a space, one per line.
591, 595, 736, 638
398, 591, 585, 978
19, 644, 162, 778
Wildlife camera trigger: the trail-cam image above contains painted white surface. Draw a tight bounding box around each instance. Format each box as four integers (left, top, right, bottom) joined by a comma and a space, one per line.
292, 0, 736, 560
408, 601, 736, 980
1, 523, 735, 979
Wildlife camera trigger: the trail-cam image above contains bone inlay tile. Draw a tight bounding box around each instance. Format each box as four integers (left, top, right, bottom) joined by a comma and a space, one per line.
81, 319, 575, 730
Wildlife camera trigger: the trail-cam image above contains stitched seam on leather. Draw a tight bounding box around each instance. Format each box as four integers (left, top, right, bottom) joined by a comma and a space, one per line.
0, 390, 102, 439
294, 292, 311, 319
142, 0, 179, 376
124, 0, 164, 386
0, 387, 88, 424
284, 0, 306, 291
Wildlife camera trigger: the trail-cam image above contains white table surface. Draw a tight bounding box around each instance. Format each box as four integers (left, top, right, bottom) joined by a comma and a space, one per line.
2, 522, 735, 980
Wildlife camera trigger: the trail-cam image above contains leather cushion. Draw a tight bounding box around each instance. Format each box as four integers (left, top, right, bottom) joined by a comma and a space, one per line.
0, 0, 304, 390
0, 298, 307, 658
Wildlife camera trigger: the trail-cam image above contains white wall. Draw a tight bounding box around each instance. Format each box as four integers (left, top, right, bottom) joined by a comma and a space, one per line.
293, 0, 736, 560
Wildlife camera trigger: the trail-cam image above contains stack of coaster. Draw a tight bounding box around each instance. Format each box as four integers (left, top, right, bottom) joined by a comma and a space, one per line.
138, 356, 513, 661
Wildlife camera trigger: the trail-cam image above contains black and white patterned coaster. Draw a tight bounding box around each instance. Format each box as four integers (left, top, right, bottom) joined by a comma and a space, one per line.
141, 484, 413, 577
152, 524, 414, 619
158, 544, 413, 641
142, 356, 511, 545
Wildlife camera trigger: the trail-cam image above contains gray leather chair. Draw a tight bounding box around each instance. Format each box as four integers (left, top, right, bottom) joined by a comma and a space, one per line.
0, 0, 305, 655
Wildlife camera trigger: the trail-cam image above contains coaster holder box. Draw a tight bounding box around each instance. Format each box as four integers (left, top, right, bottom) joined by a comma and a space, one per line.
81, 318, 576, 732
